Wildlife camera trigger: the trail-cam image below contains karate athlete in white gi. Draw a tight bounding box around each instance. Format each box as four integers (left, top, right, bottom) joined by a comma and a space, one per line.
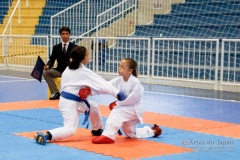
34, 46, 126, 145
92, 58, 162, 144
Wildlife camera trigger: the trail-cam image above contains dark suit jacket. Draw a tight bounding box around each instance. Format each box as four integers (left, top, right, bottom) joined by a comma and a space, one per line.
47, 42, 76, 73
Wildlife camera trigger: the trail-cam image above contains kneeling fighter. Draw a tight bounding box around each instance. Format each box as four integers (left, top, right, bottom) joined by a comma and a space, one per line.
92, 58, 162, 144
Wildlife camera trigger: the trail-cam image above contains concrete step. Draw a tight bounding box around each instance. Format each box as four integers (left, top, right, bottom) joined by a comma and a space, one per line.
3, 16, 40, 25
0, 25, 37, 34
1, 0, 46, 35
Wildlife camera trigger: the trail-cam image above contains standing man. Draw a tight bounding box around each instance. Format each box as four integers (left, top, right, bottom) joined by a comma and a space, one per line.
43, 26, 76, 100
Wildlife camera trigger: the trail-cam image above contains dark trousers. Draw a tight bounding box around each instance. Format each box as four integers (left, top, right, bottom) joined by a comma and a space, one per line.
43, 69, 62, 94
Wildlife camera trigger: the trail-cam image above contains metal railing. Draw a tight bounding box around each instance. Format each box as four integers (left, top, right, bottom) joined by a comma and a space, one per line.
2, 0, 30, 35
2, 0, 21, 35
1, 35, 239, 91
221, 39, 240, 90
152, 38, 220, 89
96, 0, 137, 37
0, 35, 48, 70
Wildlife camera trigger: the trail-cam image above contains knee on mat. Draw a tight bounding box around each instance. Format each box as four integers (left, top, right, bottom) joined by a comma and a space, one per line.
122, 129, 135, 138
122, 127, 136, 138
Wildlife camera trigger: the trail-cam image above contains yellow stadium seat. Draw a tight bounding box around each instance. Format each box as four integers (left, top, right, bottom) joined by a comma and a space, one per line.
47, 78, 61, 99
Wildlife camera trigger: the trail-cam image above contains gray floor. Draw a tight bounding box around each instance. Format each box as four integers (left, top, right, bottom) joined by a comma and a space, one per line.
143, 83, 240, 101
0, 70, 33, 79
1, 69, 240, 101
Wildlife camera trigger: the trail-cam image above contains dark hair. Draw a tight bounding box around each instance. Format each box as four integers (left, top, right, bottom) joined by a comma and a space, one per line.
68, 46, 87, 69
59, 26, 71, 34
123, 58, 138, 77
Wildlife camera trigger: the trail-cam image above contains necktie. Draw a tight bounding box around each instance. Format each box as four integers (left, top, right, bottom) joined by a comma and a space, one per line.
63, 44, 66, 54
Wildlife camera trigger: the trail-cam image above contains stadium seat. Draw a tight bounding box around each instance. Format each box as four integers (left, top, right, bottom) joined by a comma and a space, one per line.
134, 0, 240, 39
171, 1, 240, 14
35, 0, 123, 36
153, 13, 240, 26
0, 2, 10, 24
47, 78, 61, 99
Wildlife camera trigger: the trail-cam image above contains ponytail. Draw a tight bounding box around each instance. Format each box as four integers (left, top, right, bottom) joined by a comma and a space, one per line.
123, 58, 138, 77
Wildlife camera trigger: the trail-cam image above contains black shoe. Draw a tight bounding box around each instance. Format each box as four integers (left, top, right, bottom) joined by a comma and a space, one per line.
49, 92, 60, 100
91, 129, 103, 136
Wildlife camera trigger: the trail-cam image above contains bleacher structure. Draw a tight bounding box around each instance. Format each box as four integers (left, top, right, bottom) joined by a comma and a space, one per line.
0, 0, 240, 91
135, 0, 240, 38
0, 1, 11, 24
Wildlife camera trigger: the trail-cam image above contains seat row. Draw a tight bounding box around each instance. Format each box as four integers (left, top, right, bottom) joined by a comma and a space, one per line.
134, 0, 240, 39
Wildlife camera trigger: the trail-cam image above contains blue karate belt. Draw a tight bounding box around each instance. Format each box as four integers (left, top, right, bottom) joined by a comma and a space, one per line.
60, 91, 90, 129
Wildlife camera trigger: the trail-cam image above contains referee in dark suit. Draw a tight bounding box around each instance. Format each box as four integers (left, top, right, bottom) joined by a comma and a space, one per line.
43, 26, 76, 100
